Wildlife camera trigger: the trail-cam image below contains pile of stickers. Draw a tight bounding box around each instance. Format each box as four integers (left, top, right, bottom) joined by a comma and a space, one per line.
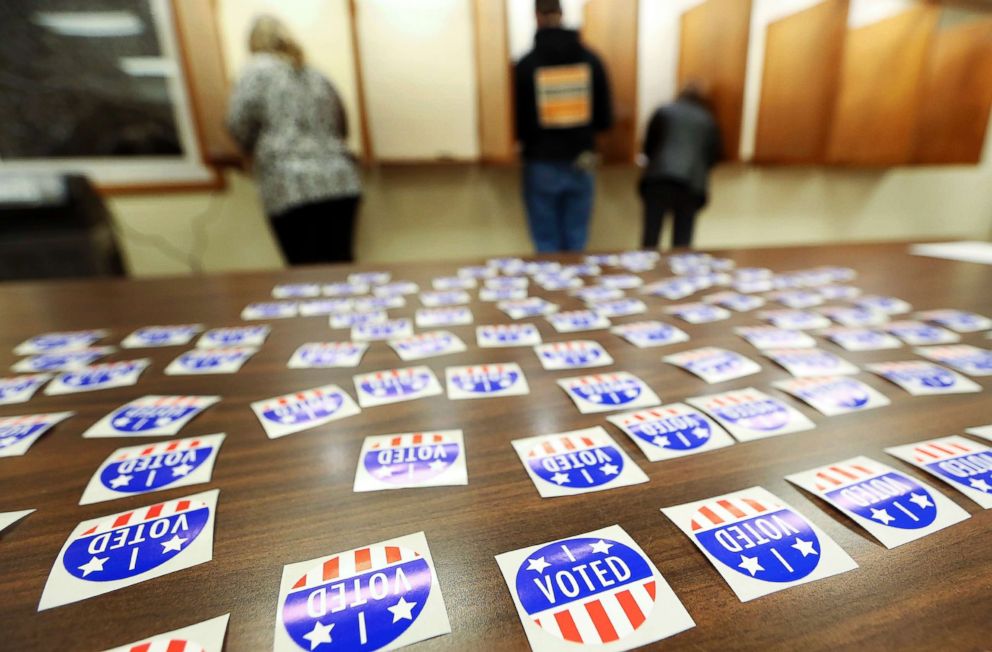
1, 251, 991, 651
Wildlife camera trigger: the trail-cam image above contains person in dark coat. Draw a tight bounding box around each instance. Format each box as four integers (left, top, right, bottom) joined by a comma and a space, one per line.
639, 82, 722, 250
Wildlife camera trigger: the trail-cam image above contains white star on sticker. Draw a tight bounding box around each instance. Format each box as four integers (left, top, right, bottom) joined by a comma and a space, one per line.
78, 555, 108, 577
428, 460, 447, 472
171, 463, 194, 477
109, 474, 132, 488
375, 465, 395, 478
968, 478, 992, 492
738, 554, 763, 576
302, 621, 334, 649
279, 415, 296, 424
589, 540, 613, 555
908, 492, 933, 509
550, 471, 570, 485
692, 426, 709, 438
870, 507, 895, 525
387, 596, 417, 623
599, 463, 619, 476
112, 417, 131, 427
0, 436, 18, 448
155, 417, 174, 426
652, 435, 671, 447
791, 537, 818, 557
161, 534, 187, 553
526, 556, 551, 573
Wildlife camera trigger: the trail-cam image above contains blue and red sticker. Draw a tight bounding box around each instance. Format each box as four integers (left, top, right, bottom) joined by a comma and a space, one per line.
12, 347, 115, 373
772, 376, 890, 416
353, 367, 443, 408
734, 326, 816, 350
14, 329, 107, 356
415, 307, 473, 328
661, 487, 857, 601
121, 324, 203, 348
915, 309, 992, 333
476, 324, 543, 348
197, 325, 270, 349
497, 298, 558, 320
83, 395, 220, 438
288, 342, 369, 369
819, 327, 902, 352
354, 430, 468, 491
419, 290, 471, 307
762, 348, 859, 377
663, 347, 763, 384
242, 301, 298, 320
758, 310, 831, 331
606, 403, 735, 462
330, 310, 387, 330
45, 359, 150, 395
0, 373, 51, 405
38, 489, 219, 610
0, 411, 73, 458
914, 344, 992, 377
866, 360, 981, 395
80, 433, 226, 505
104, 614, 231, 652
165, 348, 256, 375
348, 271, 392, 287
351, 318, 414, 342
512, 427, 648, 497
323, 281, 371, 297
389, 331, 466, 361
251, 385, 361, 439
664, 303, 730, 324
886, 436, 992, 509
610, 321, 690, 349
273, 283, 321, 299
547, 310, 611, 333
557, 372, 660, 414
687, 387, 815, 442
445, 363, 529, 400
273, 532, 450, 652
534, 340, 613, 370
786, 456, 969, 548
817, 306, 888, 328
883, 320, 960, 346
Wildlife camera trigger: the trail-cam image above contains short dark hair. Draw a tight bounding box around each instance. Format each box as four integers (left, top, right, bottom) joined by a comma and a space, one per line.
536, 0, 562, 15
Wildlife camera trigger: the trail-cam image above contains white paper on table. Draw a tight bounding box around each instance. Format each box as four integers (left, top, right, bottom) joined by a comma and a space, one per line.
865, 361, 982, 396
687, 387, 815, 442
762, 348, 859, 378
606, 402, 734, 462
353, 366, 444, 407
287, 342, 368, 368
534, 340, 613, 370
477, 324, 543, 347
610, 321, 689, 348
885, 435, 992, 509
556, 372, 660, 414
251, 384, 361, 439
164, 348, 256, 375
83, 395, 219, 438
445, 363, 530, 399
44, 359, 150, 395
197, 325, 270, 349
354, 430, 468, 491
663, 347, 762, 384
771, 376, 889, 416
388, 330, 467, 361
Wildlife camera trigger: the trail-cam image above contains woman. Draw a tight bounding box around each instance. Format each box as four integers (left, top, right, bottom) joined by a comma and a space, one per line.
227, 15, 361, 265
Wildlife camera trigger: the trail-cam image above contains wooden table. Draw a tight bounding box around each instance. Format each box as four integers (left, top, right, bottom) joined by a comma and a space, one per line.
0, 242, 988, 651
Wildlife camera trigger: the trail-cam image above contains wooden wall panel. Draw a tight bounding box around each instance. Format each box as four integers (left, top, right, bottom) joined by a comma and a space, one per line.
582, 0, 639, 164
827, 5, 939, 166
912, 18, 992, 164
677, 0, 752, 161
473, 0, 514, 164
754, 0, 848, 164
172, 0, 239, 165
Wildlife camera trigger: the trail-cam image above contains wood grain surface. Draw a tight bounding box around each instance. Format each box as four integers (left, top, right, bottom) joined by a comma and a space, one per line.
0, 242, 989, 651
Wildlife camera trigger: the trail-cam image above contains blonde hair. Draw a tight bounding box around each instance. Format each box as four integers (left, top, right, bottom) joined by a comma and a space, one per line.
249, 15, 304, 70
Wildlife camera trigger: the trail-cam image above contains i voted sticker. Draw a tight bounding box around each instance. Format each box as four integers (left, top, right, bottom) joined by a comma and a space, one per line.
45, 359, 149, 395
688, 388, 815, 442
251, 384, 361, 439
0, 412, 73, 457
598, 274, 643, 290
374, 281, 420, 297
352, 318, 414, 342
759, 310, 831, 330
704, 291, 765, 312
816, 306, 888, 328
856, 295, 911, 315
324, 282, 370, 297
121, 324, 202, 348
102, 614, 230, 652
12, 347, 115, 373
772, 376, 889, 416
330, 311, 388, 330
641, 279, 695, 301
818, 285, 861, 301
242, 301, 298, 320
607, 403, 734, 462
15, 329, 107, 356
432, 275, 476, 291
353, 366, 443, 408
866, 361, 981, 396
354, 430, 468, 491
818, 327, 902, 352
734, 326, 815, 350
273, 531, 450, 652
573, 286, 624, 304
494, 525, 694, 651
915, 344, 992, 377
661, 486, 857, 602
547, 311, 611, 334
485, 276, 529, 290
273, 283, 321, 299
590, 298, 646, 318
537, 276, 583, 291
915, 309, 992, 333
664, 347, 763, 384
420, 290, 470, 307
0, 373, 51, 405
664, 303, 730, 324
0, 509, 34, 536
348, 271, 391, 287
786, 456, 969, 548
534, 341, 613, 370
498, 298, 559, 320
445, 363, 529, 400
884, 321, 960, 346
165, 348, 256, 375
480, 287, 528, 302
477, 324, 543, 348
610, 321, 689, 348
389, 331, 466, 361
887, 436, 992, 509
83, 395, 219, 438
460, 265, 497, 279
38, 489, 219, 611
288, 342, 368, 369
762, 348, 859, 377
557, 372, 660, 414
301, 299, 354, 317
415, 307, 473, 328
79, 433, 226, 505
512, 427, 648, 498
354, 295, 405, 312
771, 290, 824, 309
197, 325, 270, 349
964, 424, 992, 443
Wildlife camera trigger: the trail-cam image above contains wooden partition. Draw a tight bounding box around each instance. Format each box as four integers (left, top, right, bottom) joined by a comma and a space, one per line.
827, 5, 939, 166
678, 0, 752, 161
753, 0, 848, 164
473, 0, 515, 164
913, 17, 992, 164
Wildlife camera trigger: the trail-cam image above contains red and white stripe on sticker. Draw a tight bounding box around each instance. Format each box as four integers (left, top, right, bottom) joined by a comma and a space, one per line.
291, 546, 422, 589
690, 496, 781, 532
532, 579, 657, 644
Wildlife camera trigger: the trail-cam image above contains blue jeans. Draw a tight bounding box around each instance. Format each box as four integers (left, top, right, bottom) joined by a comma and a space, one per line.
523, 161, 594, 253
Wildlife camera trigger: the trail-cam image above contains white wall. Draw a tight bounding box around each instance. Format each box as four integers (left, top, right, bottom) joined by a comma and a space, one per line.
216, 0, 363, 154
507, 0, 590, 61
355, 0, 479, 161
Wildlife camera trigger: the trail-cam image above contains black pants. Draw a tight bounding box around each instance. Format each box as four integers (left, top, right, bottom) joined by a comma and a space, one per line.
640, 181, 704, 249
271, 196, 360, 265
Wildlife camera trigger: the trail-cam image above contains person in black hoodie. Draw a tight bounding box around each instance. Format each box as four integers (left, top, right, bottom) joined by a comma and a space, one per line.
514, 0, 613, 253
